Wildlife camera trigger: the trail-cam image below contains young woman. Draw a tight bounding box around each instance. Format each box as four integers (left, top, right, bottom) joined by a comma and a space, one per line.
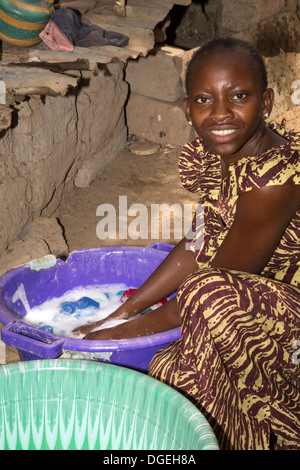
75, 38, 300, 450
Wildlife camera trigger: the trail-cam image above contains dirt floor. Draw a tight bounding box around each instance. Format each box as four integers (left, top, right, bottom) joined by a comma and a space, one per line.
53, 141, 198, 252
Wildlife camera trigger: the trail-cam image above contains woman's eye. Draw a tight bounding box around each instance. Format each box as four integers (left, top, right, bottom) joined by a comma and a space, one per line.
232, 92, 247, 100
196, 96, 211, 104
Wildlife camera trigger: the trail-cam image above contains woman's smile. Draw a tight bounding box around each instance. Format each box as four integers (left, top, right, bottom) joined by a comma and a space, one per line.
210, 129, 237, 136
207, 127, 240, 142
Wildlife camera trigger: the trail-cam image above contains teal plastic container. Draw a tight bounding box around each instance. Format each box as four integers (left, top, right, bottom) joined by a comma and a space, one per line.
0, 0, 54, 47
0, 360, 219, 450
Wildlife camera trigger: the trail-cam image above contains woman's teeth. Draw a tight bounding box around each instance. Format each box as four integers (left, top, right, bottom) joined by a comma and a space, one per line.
211, 129, 236, 136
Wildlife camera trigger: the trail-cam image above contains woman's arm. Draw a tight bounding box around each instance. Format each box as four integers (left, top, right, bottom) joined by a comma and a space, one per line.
111, 237, 198, 318
212, 183, 300, 273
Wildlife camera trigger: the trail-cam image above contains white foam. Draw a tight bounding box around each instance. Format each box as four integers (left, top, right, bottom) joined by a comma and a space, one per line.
12, 283, 31, 314
24, 283, 131, 339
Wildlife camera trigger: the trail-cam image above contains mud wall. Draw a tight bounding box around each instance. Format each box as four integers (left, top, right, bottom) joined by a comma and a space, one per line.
0, 62, 128, 255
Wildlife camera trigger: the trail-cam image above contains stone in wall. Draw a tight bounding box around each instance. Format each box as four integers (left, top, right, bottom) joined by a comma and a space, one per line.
126, 93, 194, 147
277, 104, 300, 131
168, 0, 296, 50
233, 11, 300, 120
125, 45, 195, 147
220, 0, 287, 34
126, 46, 184, 102
265, 51, 300, 122
169, 1, 217, 49
233, 11, 300, 55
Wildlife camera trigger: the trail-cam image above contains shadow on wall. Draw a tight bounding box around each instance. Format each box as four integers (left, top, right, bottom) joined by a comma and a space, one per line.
165, 0, 300, 56
166, 1, 214, 50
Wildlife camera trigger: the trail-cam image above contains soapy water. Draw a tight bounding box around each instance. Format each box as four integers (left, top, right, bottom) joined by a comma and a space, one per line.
23, 283, 132, 339
22, 284, 166, 339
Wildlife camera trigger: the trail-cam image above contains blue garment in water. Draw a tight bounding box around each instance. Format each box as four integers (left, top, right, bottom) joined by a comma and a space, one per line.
60, 296, 100, 317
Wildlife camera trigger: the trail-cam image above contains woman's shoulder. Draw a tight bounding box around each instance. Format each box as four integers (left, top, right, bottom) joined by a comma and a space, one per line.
233, 121, 300, 191
178, 137, 221, 196
179, 137, 207, 164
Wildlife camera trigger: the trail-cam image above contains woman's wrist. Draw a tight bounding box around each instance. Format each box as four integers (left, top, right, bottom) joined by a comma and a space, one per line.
84, 297, 180, 340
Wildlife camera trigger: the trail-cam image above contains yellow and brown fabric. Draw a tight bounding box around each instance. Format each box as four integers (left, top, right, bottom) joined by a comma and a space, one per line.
149, 121, 300, 450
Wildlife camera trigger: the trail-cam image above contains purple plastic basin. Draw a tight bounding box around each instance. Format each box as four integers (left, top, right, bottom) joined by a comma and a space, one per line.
0, 244, 180, 372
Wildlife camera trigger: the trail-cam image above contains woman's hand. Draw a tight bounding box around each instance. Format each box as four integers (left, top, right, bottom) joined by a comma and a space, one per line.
72, 318, 110, 336
84, 297, 181, 340
72, 302, 129, 336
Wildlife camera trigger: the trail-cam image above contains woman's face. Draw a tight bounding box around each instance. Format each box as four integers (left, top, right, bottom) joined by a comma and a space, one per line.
184, 48, 274, 163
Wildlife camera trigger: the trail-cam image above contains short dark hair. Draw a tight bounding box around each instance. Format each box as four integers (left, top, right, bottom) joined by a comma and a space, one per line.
185, 37, 268, 95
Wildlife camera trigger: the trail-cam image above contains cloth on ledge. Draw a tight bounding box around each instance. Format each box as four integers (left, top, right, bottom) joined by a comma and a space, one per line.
40, 8, 129, 51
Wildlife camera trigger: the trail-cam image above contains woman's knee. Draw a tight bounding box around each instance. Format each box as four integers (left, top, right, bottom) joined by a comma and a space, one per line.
177, 266, 230, 308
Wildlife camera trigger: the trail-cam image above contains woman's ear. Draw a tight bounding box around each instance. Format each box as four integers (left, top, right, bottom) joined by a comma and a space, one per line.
262, 88, 274, 119
183, 96, 192, 125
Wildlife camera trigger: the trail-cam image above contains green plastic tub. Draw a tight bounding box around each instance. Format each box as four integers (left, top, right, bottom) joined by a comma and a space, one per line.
0, 360, 219, 450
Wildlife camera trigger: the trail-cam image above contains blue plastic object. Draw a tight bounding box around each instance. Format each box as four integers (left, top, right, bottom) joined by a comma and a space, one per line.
39, 324, 54, 333
0, 244, 178, 372
60, 296, 100, 315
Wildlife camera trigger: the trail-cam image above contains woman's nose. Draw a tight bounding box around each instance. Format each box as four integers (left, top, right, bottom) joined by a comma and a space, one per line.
210, 99, 233, 121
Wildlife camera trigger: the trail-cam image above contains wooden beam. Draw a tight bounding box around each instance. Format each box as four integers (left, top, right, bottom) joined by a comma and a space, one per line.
26, 44, 146, 67
0, 65, 78, 97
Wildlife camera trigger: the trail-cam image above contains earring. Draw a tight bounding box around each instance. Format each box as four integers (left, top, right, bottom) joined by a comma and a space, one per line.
188, 120, 193, 127
264, 112, 269, 118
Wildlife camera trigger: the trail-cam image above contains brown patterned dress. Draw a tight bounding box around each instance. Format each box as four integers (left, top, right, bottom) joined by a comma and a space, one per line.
149, 121, 300, 450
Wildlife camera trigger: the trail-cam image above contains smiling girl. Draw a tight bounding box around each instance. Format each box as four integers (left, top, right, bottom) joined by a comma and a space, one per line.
75, 38, 300, 450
